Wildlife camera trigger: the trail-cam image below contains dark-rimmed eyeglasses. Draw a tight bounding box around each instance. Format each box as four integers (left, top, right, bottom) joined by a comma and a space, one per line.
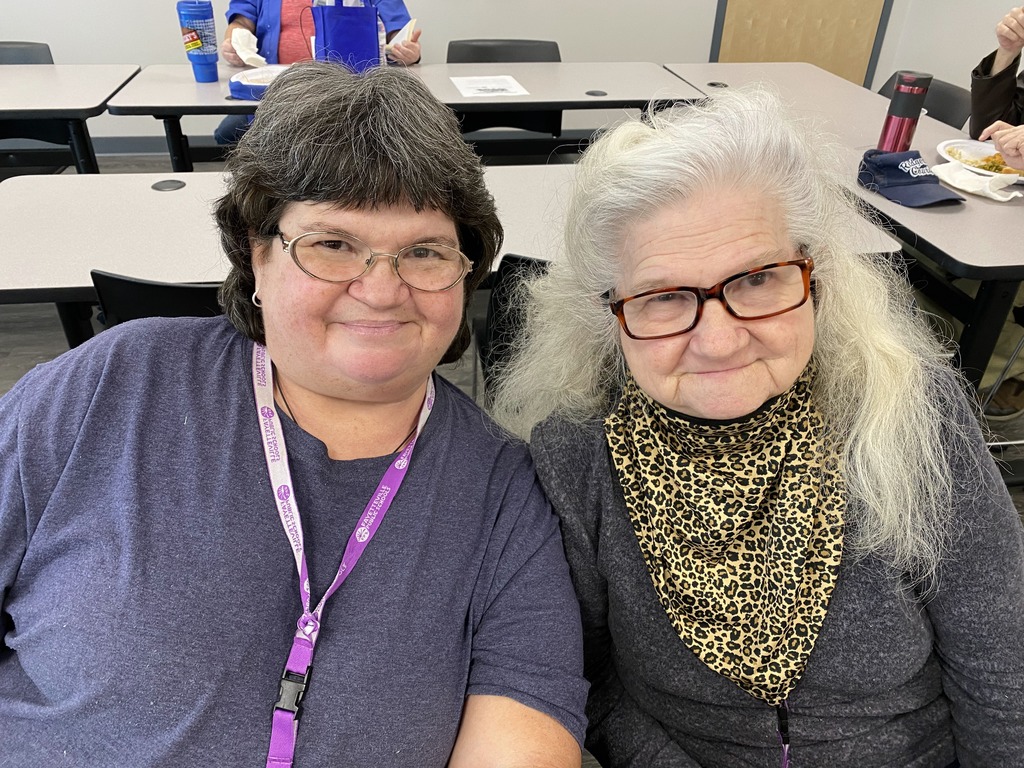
279, 231, 472, 292
609, 257, 814, 340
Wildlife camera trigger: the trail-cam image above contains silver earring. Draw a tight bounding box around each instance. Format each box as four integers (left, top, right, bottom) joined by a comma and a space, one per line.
252, 291, 263, 308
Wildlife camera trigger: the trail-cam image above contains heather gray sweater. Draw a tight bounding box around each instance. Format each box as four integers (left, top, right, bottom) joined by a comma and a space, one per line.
532, 403, 1024, 768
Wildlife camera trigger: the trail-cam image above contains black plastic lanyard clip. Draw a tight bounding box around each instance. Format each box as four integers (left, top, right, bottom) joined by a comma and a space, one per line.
776, 700, 791, 768
275, 665, 312, 720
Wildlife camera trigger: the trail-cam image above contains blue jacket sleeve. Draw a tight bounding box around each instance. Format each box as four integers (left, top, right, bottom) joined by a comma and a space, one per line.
226, 0, 282, 65
226, 0, 258, 24
372, 0, 412, 33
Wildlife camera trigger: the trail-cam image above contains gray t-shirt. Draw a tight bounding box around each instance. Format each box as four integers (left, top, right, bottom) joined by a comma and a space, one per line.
0, 317, 587, 767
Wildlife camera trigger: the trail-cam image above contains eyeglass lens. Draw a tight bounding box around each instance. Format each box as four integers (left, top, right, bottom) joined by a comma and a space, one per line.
621, 263, 808, 339
289, 232, 467, 291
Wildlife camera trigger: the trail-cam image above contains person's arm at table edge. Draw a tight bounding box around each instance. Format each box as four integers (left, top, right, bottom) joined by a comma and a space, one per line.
970, 51, 1024, 137
971, 8, 1024, 136
448, 694, 580, 768
990, 47, 1021, 78
376, 0, 420, 64
978, 121, 1024, 167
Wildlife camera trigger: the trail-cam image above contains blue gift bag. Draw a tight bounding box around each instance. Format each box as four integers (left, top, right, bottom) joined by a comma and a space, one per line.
311, 3, 383, 73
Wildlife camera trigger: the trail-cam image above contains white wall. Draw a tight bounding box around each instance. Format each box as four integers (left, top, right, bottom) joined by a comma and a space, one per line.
5, 0, 719, 139
411, 0, 721, 133
5, 0, 231, 138
873, 0, 1009, 91
4, 0, 1016, 140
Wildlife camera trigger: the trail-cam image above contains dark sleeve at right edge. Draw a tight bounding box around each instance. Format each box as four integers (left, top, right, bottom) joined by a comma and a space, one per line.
970, 51, 1024, 138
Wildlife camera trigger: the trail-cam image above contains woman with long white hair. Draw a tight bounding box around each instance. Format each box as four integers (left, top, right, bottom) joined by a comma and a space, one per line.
492, 88, 1024, 767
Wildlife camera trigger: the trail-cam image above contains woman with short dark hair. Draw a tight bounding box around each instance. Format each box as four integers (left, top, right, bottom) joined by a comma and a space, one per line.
0, 62, 586, 767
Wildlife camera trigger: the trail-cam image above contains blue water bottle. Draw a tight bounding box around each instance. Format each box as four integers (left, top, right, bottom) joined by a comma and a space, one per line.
177, 0, 219, 83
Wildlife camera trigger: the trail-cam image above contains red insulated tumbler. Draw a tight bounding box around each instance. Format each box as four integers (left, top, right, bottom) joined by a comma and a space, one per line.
877, 71, 933, 153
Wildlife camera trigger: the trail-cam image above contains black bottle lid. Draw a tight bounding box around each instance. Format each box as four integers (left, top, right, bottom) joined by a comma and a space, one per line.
887, 71, 933, 118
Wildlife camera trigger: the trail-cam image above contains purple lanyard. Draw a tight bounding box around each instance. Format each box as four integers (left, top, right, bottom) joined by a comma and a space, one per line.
252, 344, 434, 767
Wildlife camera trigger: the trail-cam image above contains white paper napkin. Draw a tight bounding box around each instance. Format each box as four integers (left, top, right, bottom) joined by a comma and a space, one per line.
931, 161, 1023, 202
231, 28, 268, 68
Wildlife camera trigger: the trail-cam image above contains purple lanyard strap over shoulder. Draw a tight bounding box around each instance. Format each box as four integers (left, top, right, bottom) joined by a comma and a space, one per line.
252, 344, 434, 767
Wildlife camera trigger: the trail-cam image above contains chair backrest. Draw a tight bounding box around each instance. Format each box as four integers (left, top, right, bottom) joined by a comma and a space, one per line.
0, 121, 69, 146
90, 270, 224, 328
476, 254, 549, 396
446, 39, 562, 137
0, 41, 54, 65
0, 41, 72, 177
446, 39, 560, 64
877, 73, 972, 131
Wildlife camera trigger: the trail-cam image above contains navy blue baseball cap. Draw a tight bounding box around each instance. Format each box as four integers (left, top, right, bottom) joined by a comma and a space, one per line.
857, 149, 965, 207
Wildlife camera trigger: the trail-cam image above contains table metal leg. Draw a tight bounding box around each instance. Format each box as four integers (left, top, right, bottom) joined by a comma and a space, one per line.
955, 278, 1020, 388
161, 117, 194, 172
66, 119, 99, 174
901, 245, 1021, 390
55, 301, 96, 348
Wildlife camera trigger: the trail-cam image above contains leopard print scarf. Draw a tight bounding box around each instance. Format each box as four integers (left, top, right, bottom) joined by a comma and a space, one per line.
604, 365, 845, 705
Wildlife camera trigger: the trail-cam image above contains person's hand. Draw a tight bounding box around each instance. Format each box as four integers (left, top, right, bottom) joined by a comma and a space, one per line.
221, 19, 255, 67
221, 39, 245, 68
980, 120, 1024, 170
386, 29, 422, 66
991, 7, 1024, 75
996, 7, 1024, 55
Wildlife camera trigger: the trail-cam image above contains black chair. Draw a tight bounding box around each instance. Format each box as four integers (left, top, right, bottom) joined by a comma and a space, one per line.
0, 40, 52, 65
877, 73, 972, 131
446, 38, 561, 65
0, 41, 74, 179
446, 39, 563, 138
473, 254, 549, 399
90, 270, 223, 328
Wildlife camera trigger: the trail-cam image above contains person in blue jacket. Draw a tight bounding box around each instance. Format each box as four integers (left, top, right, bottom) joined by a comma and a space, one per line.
215, 0, 422, 145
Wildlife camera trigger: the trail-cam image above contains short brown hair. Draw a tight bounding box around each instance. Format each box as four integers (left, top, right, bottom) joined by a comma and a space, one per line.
215, 61, 502, 363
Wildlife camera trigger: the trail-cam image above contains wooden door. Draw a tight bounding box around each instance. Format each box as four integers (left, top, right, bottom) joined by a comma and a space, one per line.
712, 0, 892, 86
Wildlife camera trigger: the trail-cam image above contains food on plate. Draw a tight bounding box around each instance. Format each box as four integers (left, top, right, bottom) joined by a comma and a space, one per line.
946, 146, 1024, 175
